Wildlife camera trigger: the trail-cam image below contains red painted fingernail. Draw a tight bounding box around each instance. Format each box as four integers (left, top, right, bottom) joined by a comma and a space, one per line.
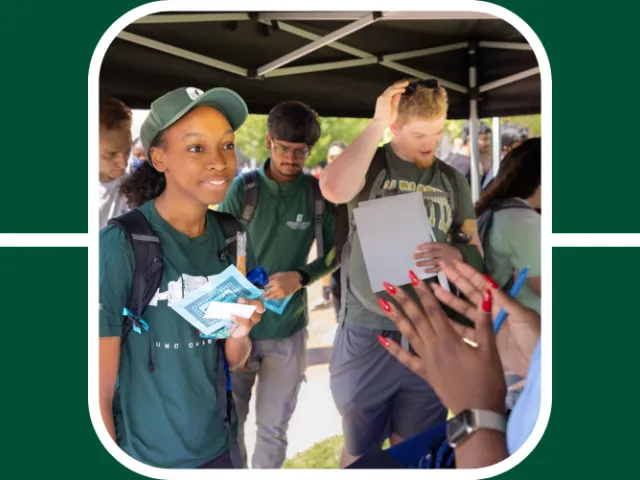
483, 274, 499, 289
409, 270, 420, 287
377, 297, 392, 313
383, 282, 397, 295
377, 334, 390, 349
482, 289, 492, 312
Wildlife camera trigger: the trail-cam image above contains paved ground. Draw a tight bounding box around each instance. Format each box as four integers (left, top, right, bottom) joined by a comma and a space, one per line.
242, 247, 344, 464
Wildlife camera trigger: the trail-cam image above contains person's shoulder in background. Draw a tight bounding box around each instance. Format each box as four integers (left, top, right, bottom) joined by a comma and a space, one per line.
444, 152, 471, 177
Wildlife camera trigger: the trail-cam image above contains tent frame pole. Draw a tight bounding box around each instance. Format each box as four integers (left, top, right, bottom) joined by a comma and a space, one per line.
492, 117, 501, 177
256, 12, 383, 77
468, 41, 481, 203
116, 32, 248, 77
479, 67, 540, 93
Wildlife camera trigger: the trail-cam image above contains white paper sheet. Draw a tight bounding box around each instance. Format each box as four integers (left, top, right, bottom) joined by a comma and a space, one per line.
353, 191, 437, 293
204, 301, 257, 321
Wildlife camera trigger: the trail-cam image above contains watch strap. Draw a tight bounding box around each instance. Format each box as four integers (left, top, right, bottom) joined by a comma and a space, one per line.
447, 409, 507, 448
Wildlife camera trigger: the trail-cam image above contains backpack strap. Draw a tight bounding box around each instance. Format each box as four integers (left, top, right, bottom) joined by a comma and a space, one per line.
210, 211, 244, 468
240, 171, 260, 224
216, 340, 243, 468
436, 160, 460, 224
308, 176, 326, 259
210, 210, 242, 263
476, 198, 534, 289
107, 209, 164, 373
336, 148, 390, 325
360, 147, 388, 201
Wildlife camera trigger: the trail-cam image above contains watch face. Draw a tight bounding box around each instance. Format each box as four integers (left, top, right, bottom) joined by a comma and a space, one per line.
446, 411, 472, 447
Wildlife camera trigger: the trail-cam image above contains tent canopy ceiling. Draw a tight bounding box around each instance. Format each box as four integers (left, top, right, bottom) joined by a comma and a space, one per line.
100, 11, 541, 119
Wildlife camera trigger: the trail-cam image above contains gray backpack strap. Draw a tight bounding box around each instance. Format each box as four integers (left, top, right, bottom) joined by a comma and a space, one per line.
215, 342, 242, 468
368, 169, 388, 200
308, 176, 326, 259
240, 171, 260, 224
437, 160, 460, 220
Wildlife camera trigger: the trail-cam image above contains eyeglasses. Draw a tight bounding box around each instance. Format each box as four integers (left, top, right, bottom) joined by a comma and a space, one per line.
404, 79, 440, 96
271, 140, 311, 160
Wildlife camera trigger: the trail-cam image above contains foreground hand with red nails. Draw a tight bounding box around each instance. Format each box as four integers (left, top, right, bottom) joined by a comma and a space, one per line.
376, 270, 506, 417
430, 259, 541, 378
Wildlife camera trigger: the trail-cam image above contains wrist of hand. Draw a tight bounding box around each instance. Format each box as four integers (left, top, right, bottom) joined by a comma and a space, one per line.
231, 325, 252, 339
370, 117, 391, 130
452, 401, 506, 417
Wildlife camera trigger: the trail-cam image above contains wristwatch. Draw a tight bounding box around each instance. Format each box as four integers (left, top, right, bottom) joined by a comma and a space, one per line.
297, 270, 310, 287
446, 409, 507, 448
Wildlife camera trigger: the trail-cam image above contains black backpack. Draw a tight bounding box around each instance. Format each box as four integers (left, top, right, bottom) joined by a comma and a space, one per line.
239, 170, 327, 258
476, 198, 535, 291
107, 208, 244, 468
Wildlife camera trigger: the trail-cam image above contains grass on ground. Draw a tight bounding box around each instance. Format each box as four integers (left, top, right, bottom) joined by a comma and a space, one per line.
282, 435, 390, 469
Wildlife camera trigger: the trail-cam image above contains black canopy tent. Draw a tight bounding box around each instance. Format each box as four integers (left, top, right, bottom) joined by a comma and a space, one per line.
100, 11, 541, 198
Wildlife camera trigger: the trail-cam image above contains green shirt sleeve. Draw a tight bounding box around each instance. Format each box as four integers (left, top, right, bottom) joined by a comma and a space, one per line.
494, 210, 541, 277
218, 176, 244, 219
299, 201, 338, 284
99, 226, 134, 338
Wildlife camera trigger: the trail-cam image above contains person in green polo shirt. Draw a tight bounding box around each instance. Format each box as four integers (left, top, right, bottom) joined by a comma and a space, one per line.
218, 101, 337, 469
99, 86, 265, 469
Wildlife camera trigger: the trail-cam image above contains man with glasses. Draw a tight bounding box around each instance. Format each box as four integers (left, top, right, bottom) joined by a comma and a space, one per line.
320, 79, 483, 467
218, 101, 337, 469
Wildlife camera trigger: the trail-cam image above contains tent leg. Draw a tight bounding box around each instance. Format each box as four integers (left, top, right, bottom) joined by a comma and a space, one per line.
469, 100, 481, 203
468, 42, 481, 203
492, 117, 501, 177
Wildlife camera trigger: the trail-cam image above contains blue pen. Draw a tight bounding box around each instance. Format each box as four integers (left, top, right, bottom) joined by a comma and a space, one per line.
493, 266, 529, 333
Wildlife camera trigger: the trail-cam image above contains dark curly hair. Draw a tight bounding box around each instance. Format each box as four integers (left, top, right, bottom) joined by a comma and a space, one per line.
475, 137, 541, 217
120, 132, 167, 208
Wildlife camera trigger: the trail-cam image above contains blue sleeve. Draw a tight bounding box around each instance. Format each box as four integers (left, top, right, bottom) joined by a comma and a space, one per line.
507, 339, 542, 455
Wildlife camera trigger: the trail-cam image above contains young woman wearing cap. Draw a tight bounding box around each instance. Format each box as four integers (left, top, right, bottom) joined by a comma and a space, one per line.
99, 87, 263, 469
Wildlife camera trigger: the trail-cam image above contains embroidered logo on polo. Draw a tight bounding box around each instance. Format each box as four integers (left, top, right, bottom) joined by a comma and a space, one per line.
286, 213, 311, 231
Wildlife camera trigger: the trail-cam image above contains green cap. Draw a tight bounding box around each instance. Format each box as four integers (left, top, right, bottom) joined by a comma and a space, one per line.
140, 86, 248, 156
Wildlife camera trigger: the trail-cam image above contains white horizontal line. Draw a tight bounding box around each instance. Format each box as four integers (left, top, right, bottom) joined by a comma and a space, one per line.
0, 234, 89, 247
552, 234, 640, 248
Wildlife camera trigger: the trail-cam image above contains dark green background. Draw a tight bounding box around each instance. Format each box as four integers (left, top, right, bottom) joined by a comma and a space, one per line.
1, 0, 636, 478
2, 0, 639, 232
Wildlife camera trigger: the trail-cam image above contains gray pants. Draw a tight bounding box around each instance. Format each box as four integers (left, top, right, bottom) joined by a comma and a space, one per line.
231, 328, 307, 469
330, 323, 447, 456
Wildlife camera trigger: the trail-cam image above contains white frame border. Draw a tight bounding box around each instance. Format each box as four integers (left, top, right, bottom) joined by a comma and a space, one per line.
74, 0, 560, 478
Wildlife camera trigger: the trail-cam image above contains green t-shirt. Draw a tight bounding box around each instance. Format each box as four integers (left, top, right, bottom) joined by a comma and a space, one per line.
485, 201, 541, 313
345, 143, 476, 330
99, 200, 256, 468
218, 161, 337, 340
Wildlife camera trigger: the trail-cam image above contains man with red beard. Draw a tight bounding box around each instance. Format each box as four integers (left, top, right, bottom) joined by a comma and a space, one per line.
320, 79, 483, 468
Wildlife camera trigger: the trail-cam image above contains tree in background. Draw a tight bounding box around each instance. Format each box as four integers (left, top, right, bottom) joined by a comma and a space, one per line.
236, 115, 378, 168
235, 114, 540, 167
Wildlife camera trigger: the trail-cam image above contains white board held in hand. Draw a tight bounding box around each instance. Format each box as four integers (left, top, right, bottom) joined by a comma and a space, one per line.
353, 191, 436, 293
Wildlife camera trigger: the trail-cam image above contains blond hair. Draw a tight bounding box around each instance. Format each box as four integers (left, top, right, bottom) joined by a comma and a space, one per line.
397, 79, 448, 125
